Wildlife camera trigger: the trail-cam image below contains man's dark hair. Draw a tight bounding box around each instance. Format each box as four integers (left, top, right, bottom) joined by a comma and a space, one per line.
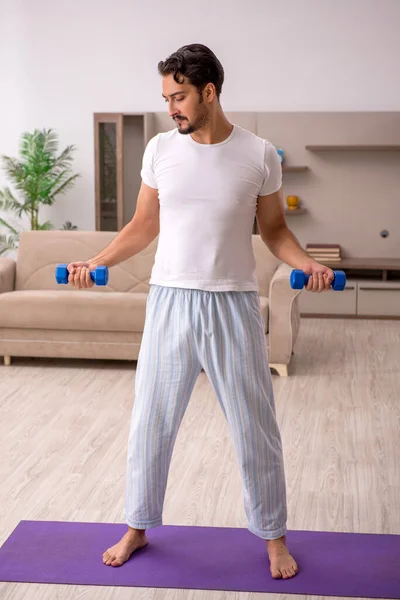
158, 44, 224, 99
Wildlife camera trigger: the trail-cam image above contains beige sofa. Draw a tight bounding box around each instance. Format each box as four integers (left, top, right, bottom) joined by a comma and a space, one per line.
0, 231, 301, 376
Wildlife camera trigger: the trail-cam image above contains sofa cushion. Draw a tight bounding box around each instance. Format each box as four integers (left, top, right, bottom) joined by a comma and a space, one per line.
0, 290, 148, 332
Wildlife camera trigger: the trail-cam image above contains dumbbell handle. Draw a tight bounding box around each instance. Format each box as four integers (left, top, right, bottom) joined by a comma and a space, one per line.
55, 264, 109, 286
290, 269, 346, 291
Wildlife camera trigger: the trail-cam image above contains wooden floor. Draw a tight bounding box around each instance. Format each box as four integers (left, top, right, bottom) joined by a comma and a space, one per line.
1, 318, 399, 600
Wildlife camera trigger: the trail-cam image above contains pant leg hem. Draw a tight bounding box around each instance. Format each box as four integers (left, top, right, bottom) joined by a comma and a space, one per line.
125, 515, 163, 529
248, 524, 287, 540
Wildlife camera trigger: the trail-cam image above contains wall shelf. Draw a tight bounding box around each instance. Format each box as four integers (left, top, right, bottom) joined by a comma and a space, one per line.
282, 165, 309, 172
285, 208, 307, 215
306, 145, 400, 151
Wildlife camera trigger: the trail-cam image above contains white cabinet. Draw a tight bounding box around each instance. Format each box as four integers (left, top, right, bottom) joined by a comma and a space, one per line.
300, 278, 400, 318
299, 280, 357, 315
357, 281, 400, 317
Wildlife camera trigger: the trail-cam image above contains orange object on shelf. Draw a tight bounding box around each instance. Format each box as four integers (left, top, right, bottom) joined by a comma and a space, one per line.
286, 195, 299, 210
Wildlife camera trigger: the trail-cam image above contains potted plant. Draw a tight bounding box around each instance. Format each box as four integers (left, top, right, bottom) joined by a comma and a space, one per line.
0, 128, 79, 255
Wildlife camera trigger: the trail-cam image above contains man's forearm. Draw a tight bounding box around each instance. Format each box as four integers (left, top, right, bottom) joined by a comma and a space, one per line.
89, 219, 158, 268
262, 225, 316, 270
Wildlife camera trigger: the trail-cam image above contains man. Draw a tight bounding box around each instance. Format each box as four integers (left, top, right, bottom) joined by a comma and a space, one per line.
68, 44, 334, 580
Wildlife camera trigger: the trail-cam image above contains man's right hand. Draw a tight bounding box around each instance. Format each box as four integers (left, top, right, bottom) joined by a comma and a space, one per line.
67, 262, 97, 289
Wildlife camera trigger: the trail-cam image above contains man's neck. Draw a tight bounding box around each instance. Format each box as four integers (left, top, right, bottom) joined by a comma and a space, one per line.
190, 112, 234, 145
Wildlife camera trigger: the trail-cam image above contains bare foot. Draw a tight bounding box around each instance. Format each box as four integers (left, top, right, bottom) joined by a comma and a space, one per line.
102, 529, 148, 567
266, 535, 298, 579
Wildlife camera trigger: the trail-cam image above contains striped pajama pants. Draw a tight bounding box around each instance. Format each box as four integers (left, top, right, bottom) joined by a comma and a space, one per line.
125, 284, 287, 540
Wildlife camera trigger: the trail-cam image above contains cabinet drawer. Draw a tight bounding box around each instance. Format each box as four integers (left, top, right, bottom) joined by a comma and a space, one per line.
299, 282, 357, 315
357, 283, 400, 316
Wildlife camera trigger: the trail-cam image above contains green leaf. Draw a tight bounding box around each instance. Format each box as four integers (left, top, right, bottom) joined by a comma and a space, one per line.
61, 220, 78, 230
0, 232, 20, 255
0, 187, 23, 213
0, 217, 19, 234
36, 221, 54, 230
49, 173, 80, 200
43, 129, 59, 156
39, 169, 74, 202
54, 145, 76, 170
1, 157, 27, 189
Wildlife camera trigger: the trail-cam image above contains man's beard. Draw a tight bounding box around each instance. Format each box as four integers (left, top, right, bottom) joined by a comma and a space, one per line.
174, 108, 209, 135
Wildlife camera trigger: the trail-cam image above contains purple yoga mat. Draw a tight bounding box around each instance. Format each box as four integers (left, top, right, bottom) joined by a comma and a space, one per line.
0, 521, 399, 597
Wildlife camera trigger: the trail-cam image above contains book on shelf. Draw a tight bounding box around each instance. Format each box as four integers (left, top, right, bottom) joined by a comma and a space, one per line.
306, 243, 342, 262
309, 256, 342, 263
306, 243, 341, 251
306, 243, 340, 247
308, 254, 341, 257
307, 250, 341, 254
308, 252, 341, 257
307, 249, 341, 255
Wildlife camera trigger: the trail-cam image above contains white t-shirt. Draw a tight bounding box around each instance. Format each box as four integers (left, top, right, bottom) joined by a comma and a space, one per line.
140, 124, 282, 292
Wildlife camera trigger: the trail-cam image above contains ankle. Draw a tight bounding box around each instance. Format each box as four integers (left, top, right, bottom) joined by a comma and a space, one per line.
266, 535, 286, 548
127, 527, 146, 536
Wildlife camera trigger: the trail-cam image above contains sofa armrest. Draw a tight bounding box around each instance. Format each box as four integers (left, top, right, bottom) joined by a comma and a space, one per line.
0, 257, 16, 293
268, 263, 301, 366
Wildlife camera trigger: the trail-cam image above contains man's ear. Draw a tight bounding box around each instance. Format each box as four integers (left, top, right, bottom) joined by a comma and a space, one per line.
205, 83, 216, 103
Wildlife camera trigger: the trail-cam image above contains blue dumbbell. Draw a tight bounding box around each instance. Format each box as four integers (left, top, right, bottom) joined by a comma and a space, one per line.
290, 269, 346, 291
55, 264, 109, 286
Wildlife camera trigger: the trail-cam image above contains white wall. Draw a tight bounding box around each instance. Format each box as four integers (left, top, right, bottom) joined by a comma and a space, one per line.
1, 0, 400, 233
0, 0, 30, 235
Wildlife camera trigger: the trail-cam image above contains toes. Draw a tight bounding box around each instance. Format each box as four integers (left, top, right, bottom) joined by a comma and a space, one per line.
270, 556, 299, 579
283, 565, 298, 579
111, 558, 124, 567
104, 553, 115, 566
271, 569, 282, 579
